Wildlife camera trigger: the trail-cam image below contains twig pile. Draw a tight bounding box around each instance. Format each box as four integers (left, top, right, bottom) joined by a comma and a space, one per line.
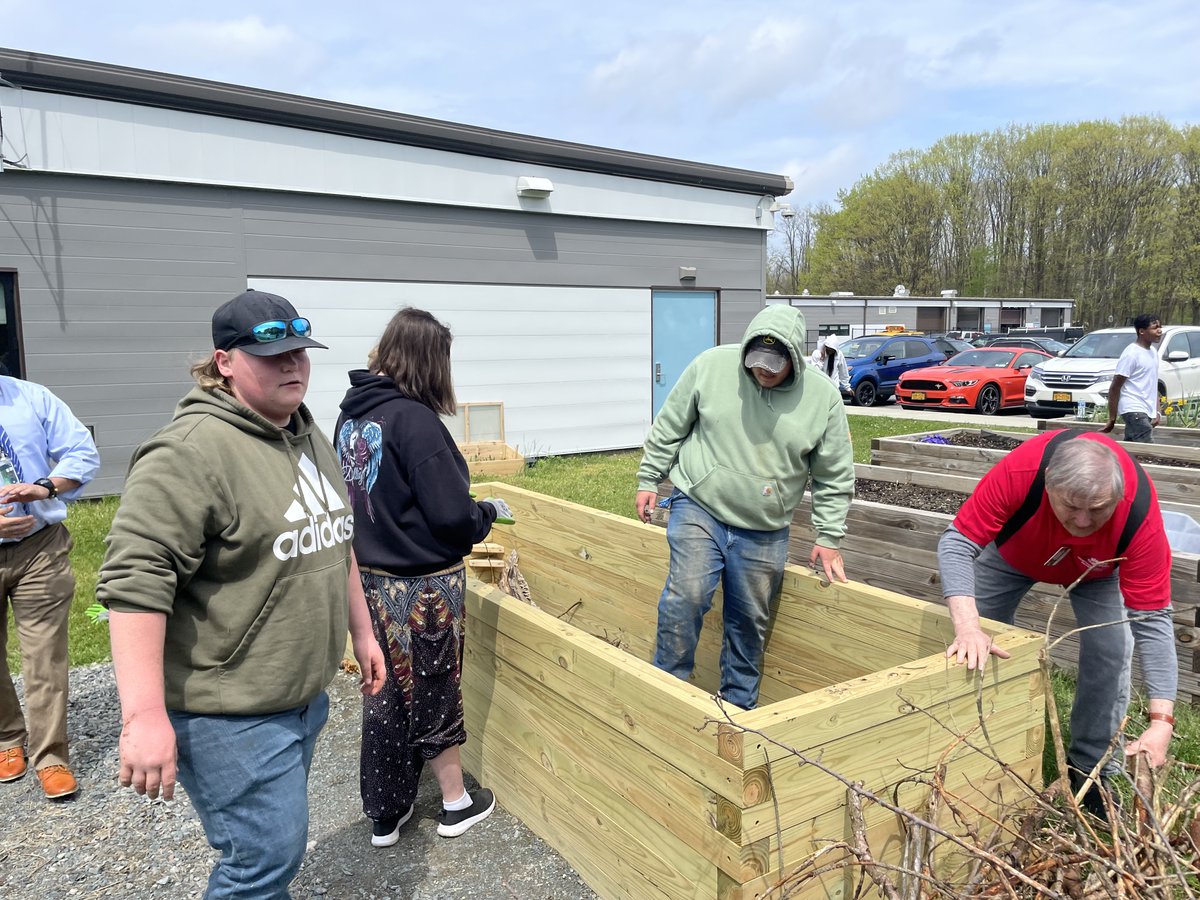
712, 562, 1200, 898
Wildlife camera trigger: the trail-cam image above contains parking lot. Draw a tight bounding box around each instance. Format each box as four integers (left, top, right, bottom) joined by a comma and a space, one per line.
843, 399, 1040, 430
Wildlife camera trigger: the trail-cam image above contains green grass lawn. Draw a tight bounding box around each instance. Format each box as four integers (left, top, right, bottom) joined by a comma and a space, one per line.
485, 412, 1030, 518
5, 497, 119, 676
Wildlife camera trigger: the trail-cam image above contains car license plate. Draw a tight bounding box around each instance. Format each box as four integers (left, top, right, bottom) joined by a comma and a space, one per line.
911, 391, 926, 400
1053, 391, 1071, 402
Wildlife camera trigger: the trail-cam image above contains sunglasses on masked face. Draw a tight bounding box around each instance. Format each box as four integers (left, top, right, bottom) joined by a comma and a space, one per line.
246, 318, 313, 343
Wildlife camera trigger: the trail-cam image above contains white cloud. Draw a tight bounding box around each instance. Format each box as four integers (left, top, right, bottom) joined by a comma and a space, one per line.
4, 0, 1199, 205
135, 16, 297, 52
776, 142, 869, 205
587, 17, 831, 117
129, 16, 325, 86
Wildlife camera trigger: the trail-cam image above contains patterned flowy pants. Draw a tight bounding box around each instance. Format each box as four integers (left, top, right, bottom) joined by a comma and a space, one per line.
359, 562, 467, 821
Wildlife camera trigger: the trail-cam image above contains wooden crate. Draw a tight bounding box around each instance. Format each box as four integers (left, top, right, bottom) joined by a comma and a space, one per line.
870, 427, 1200, 508
462, 484, 1044, 900
459, 440, 525, 477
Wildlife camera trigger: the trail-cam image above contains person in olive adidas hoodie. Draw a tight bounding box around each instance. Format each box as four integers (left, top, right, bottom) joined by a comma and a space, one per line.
98, 290, 386, 900
635, 304, 854, 709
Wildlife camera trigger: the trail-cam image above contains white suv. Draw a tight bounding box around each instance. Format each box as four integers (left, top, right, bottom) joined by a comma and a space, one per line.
1024, 325, 1200, 418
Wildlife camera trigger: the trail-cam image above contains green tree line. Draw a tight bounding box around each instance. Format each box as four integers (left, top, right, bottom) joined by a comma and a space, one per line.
769, 117, 1200, 326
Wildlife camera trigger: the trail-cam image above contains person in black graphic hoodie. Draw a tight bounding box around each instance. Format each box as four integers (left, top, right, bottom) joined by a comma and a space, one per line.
337, 307, 501, 848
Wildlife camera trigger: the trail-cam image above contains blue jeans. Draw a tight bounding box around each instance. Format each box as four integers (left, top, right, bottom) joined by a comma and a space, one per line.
653, 492, 790, 709
973, 544, 1131, 777
169, 692, 330, 899
1120, 412, 1153, 443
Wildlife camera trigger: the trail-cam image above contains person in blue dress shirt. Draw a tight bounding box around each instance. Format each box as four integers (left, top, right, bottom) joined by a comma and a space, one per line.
0, 374, 100, 798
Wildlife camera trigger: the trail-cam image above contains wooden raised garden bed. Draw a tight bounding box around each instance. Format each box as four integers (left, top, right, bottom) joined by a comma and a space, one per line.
461, 484, 1044, 900
1037, 418, 1200, 449
459, 439, 526, 477
871, 428, 1200, 509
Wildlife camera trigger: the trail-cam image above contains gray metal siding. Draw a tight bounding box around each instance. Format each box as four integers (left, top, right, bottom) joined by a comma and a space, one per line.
0, 173, 766, 494
239, 194, 764, 289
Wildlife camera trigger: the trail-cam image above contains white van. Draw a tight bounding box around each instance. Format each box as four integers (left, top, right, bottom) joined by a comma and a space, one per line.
1024, 325, 1200, 418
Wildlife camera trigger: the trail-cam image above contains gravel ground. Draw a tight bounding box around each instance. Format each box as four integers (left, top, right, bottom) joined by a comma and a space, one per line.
1, 665, 598, 900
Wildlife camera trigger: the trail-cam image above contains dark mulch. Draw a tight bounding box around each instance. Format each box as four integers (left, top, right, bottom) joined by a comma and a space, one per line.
944, 431, 1021, 451
940, 429, 1200, 469
853, 478, 967, 516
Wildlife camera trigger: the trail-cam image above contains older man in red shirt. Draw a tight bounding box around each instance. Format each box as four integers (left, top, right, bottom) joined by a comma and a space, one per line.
938, 430, 1176, 815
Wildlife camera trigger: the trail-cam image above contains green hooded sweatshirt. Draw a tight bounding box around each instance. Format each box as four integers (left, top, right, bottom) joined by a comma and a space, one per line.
637, 304, 854, 543
98, 387, 353, 715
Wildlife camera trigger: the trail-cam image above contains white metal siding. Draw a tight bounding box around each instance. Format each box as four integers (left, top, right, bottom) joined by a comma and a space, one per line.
249, 278, 650, 457
4, 90, 769, 230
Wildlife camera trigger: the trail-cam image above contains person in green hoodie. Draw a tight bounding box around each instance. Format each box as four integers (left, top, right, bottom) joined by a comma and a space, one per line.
98, 290, 386, 900
635, 304, 854, 709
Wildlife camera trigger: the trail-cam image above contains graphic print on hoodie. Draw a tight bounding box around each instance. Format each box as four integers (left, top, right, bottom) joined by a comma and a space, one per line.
338, 417, 383, 522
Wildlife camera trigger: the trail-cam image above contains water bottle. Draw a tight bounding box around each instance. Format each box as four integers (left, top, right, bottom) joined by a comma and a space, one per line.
1076, 400, 1087, 420
0, 452, 23, 518
0, 452, 15, 485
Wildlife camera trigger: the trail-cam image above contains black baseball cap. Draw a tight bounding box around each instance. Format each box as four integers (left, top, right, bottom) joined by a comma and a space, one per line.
212, 289, 328, 356
744, 335, 790, 374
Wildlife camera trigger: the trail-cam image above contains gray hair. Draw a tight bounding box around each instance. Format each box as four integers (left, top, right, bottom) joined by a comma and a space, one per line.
1044, 439, 1124, 502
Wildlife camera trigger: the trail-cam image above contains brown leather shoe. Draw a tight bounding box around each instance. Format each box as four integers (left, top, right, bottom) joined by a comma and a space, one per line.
37, 764, 78, 798
0, 747, 27, 782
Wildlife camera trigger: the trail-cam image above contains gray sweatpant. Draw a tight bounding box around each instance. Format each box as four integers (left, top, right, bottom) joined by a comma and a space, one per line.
973, 543, 1131, 777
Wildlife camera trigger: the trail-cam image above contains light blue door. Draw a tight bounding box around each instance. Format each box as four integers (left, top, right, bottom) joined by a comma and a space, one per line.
651, 291, 717, 418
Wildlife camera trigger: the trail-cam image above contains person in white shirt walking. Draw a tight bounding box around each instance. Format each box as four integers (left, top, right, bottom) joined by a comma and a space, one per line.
808, 335, 851, 396
1102, 314, 1162, 443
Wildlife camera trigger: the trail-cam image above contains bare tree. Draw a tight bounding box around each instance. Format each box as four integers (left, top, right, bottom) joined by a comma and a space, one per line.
768, 205, 819, 294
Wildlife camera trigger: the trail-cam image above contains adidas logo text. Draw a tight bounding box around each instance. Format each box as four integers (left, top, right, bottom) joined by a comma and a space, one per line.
273, 513, 354, 560
272, 452, 355, 561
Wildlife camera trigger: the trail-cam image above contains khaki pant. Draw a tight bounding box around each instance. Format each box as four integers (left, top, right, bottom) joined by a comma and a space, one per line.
0, 523, 75, 769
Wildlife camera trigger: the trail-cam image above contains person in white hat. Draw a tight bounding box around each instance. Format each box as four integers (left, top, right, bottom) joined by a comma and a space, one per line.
808, 335, 850, 396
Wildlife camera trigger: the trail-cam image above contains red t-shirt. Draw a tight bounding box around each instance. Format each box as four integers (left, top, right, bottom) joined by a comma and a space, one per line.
952, 431, 1171, 611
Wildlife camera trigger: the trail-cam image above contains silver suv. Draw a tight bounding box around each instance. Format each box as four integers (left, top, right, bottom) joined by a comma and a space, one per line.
1024, 325, 1200, 418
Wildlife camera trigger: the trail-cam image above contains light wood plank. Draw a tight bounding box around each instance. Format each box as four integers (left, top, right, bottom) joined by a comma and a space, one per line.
462, 626, 744, 876
726, 753, 1042, 900
730, 636, 1044, 767
462, 727, 680, 900
736, 685, 1041, 842
465, 578, 743, 797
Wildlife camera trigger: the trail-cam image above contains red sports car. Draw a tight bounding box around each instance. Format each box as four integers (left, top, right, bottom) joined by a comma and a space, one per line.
895, 347, 1053, 415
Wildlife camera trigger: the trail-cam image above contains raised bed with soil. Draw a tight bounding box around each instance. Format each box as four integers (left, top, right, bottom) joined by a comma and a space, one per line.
871, 428, 1200, 509
1038, 419, 1200, 449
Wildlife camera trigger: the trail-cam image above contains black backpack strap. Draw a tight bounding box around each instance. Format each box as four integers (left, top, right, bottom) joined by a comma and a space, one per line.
1115, 457, 1152, 557
994, 429, 1076, 548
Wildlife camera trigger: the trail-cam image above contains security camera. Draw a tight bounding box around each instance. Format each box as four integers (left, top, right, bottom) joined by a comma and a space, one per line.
779, 205, 796, 219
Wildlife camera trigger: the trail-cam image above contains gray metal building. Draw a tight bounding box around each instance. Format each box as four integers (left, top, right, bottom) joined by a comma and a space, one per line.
768, 289, 1076, 355
0, 49, 791, 494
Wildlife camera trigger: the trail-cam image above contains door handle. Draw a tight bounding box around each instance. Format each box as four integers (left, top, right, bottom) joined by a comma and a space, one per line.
655, 362, 663, 384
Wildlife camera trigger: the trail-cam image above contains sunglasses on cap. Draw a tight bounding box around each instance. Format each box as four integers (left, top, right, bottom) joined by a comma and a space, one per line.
246, 318, 314, 343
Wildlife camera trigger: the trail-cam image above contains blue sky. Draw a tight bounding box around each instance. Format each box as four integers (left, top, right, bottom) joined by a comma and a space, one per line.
3, 1, 1199, 205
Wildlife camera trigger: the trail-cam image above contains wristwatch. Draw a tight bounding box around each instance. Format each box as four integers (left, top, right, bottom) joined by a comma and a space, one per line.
34, 477, 58, 499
